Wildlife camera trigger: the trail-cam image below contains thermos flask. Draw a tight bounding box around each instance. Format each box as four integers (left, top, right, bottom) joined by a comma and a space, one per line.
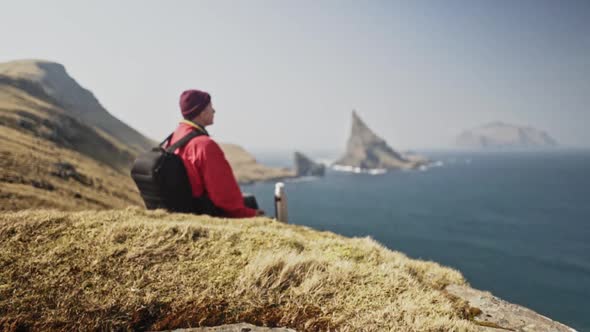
274, 182, 288, 223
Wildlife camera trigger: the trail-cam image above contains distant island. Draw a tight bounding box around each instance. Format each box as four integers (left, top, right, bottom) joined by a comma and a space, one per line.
456, 122, 558, 149
334, 111, 428, 171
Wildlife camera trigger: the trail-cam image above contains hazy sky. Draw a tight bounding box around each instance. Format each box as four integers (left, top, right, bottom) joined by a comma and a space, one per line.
1, 0, 589, 151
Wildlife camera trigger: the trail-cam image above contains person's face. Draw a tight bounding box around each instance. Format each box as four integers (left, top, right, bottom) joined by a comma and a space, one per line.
195, 103, 215, 127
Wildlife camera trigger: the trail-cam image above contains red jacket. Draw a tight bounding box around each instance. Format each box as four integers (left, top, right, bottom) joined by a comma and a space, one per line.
167, 121, 256, 218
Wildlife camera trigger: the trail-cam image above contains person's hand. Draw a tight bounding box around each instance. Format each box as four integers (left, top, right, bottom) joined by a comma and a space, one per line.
256, 210, 265, 216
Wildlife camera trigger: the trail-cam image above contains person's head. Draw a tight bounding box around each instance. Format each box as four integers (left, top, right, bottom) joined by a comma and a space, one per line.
179, 89, 216, 127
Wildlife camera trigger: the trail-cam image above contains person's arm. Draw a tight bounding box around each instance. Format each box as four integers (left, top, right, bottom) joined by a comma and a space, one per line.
199, 140, 257, 218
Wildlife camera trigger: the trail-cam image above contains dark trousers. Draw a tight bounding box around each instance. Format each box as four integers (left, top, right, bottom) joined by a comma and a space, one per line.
192, 193, 258, 216
243, 193, 259, 210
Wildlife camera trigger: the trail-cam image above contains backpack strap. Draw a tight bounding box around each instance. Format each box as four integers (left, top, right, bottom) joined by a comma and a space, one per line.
159, 133, 173, 147
165, 130, 206, 153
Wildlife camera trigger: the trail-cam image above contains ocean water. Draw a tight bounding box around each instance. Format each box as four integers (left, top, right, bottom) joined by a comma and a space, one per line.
242, 149, 590, 331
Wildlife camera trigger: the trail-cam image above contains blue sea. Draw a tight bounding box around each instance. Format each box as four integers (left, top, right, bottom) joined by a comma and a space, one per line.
243, 149, 590, 331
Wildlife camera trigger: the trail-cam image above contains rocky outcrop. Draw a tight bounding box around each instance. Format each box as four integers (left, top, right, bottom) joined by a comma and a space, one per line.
293, 151, 325, 177
456, 122, 558, 149
446, 284, 575, 331
335, 111, 427, 170
174, 323, 295, 331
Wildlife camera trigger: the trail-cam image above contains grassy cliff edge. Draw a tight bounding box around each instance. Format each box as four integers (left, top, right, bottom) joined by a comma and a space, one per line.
0, 208, 476, 331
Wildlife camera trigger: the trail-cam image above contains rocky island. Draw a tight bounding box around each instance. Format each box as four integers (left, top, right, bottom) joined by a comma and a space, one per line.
456, 122, 558, 149
334, 111, 428, 171
293, 151, 325, 177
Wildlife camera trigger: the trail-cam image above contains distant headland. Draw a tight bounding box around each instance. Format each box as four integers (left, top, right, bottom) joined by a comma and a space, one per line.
456, 122, 558, 149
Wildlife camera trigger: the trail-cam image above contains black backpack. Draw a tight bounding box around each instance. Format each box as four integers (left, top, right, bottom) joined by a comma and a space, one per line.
130, 130, 222, 215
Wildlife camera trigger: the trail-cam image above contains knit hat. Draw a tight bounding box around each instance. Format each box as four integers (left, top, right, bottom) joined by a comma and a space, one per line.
179, 89, 211, 119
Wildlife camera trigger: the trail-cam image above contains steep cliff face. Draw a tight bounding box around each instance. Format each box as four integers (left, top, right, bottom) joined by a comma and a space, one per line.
335, 111, 426, 170
294, 151, 325, 177
0, 60, 152, 172
0, 60, 155, 153
456, 122, 558, 149
0, 64, 145, 210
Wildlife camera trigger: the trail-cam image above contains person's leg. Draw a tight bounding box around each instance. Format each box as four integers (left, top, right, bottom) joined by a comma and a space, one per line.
192, 195, 224, 216
242, 193, 259, 210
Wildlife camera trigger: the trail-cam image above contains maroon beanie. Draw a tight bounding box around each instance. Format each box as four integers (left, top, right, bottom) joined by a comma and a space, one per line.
179, 89, 211, 119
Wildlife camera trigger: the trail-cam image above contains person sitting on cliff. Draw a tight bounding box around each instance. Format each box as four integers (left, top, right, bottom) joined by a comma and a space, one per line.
166, 89, 264, 218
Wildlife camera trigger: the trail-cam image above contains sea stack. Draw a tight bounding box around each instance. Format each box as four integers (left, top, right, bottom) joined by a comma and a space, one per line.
334, 111, 427, 170
294, 151, 325, 177
456, 122, 558, 149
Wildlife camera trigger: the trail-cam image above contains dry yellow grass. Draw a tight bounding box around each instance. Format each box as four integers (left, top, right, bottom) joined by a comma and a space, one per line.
0, 124, 143, 211
0, 208, 478, 331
